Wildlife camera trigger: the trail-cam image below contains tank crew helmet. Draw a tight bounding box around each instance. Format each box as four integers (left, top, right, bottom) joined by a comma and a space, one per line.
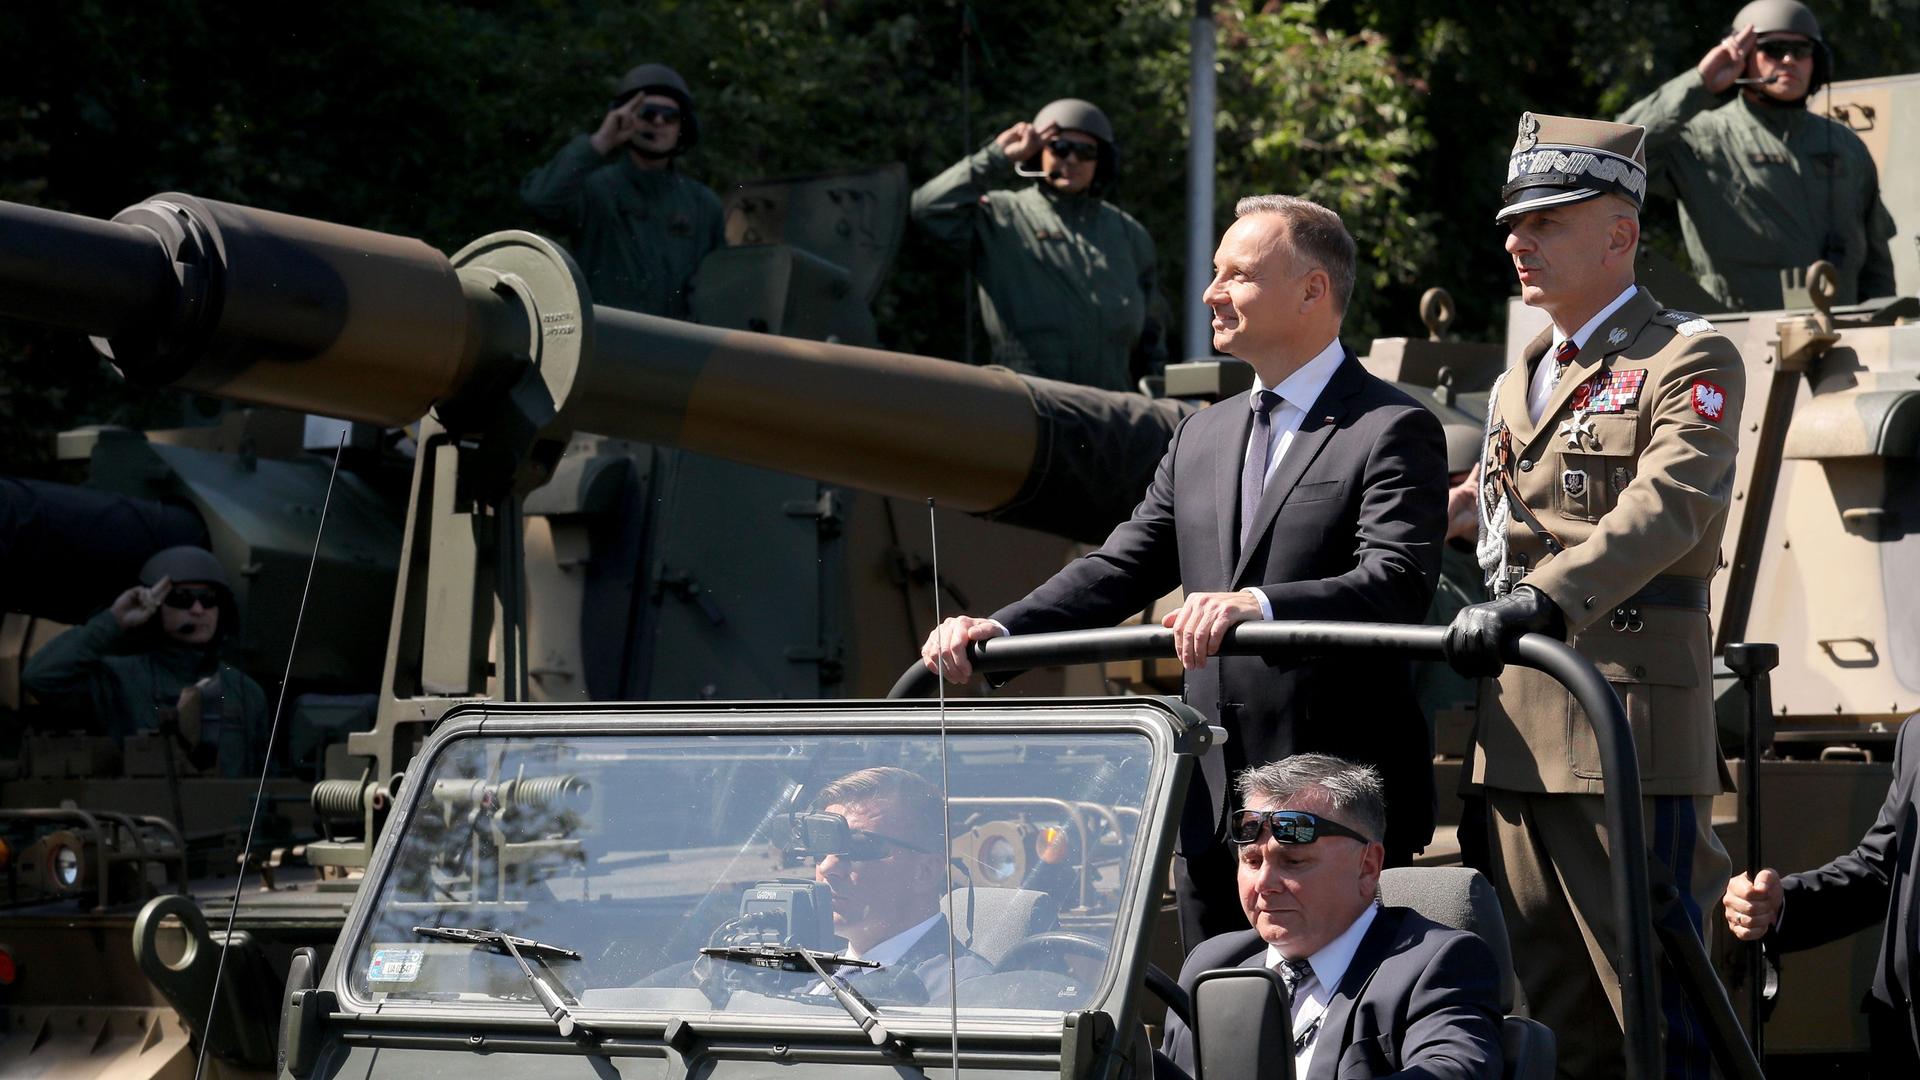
611, 62, 700, 154
138, 545, 238, 640
1032, 97, 1119, 194
1495, 113, 1648, 224
1730, 0, 1831, 97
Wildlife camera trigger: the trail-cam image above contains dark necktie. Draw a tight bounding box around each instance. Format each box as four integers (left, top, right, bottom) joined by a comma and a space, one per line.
1239, 390, 1283, 553
1551, 338, 1580, 386
1278, 956, 1314, 998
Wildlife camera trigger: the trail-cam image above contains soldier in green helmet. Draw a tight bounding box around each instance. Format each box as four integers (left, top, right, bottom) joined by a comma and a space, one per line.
911, 98, 1168, 392
23, 546, 268, 778
1618, 0, 1897, 311
521, 62, 726, 318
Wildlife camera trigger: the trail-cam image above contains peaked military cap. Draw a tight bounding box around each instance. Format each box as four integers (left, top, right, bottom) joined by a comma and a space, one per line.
1497, 112, 1648, 223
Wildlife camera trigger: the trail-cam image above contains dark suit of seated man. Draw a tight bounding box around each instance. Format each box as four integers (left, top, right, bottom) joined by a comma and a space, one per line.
1160, 755, 1503, 1080
1722, 716, 1920, 1074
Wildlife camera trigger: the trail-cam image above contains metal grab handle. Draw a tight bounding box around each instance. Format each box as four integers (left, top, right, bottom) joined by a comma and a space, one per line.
891, 620, 1676, 1080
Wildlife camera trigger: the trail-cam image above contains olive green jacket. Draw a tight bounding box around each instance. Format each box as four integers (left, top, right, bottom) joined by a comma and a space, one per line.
911, 142, 1167, 391
521, 135, 726, 319
22, 611, 270, 778
1620, 70, 1897, 312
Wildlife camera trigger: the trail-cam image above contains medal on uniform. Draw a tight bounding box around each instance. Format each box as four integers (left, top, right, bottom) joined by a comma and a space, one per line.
1556, 407, 1596, 450
1562, 469, 1587, 498
1611, 465, 1631, 492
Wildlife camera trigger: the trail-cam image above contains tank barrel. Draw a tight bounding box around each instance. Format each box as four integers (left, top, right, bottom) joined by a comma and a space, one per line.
0, 201, 177, 339
0, 193, 1164, 520
582, 307, 1036, 511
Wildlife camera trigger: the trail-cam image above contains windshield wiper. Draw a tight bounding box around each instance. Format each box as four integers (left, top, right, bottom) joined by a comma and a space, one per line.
414, 925, 591, 1039
699, 944, 897, 1049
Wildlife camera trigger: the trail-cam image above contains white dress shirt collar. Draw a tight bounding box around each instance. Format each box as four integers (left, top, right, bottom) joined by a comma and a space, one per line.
1552, 283, 1640, 353
1250, 336, 1345, 412
1264, 899, 1380, 996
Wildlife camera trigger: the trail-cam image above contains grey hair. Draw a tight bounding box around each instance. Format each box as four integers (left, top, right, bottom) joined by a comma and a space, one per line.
1234, 753, 1386, 842
1234, 194, 1357, 315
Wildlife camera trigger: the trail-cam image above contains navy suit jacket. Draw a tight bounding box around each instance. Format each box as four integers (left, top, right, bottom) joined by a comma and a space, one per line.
991, 352, 1448, 855
1159, 906, 1504, 1080
1776, 716, 1920, 1060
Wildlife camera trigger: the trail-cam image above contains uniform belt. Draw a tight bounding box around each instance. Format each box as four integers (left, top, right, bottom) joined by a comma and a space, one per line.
1626, 575, 1710, 611
1498, 572, 1709, 611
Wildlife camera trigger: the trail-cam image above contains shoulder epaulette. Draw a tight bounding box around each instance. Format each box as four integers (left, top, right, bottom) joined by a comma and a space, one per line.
1653, 309, 1715, 338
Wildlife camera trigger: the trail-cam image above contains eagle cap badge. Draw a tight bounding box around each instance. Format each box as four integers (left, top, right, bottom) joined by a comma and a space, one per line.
1517, 113, 1540, 152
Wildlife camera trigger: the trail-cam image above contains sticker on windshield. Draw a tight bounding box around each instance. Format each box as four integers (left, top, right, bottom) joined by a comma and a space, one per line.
368, 948, 424, 983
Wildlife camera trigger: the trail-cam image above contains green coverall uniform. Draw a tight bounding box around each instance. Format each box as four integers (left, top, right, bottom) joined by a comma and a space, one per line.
911, 142, 1166, 392
1619, 69, 1897, 311
23, 611, 270, 778
521, 134, 726, 319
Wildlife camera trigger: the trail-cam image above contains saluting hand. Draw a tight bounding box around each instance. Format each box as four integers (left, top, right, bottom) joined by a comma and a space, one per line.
1699, 25, 1758, 94
110, 575, 171, 631
921, 616, 1008, 684
995, 121, 1052, 162
590, 97, 645, 156
1723, 868, 1784, 941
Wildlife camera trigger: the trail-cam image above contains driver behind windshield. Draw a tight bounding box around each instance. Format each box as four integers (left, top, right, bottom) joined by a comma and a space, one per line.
809, 767, 991, 1001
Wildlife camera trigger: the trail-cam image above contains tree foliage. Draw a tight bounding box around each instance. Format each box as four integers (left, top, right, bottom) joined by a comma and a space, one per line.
3, 0, 1916, 472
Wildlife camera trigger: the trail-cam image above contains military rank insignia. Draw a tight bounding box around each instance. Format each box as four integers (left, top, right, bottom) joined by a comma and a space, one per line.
1691, 380, 1727, 422
1569, 369, 1646, 414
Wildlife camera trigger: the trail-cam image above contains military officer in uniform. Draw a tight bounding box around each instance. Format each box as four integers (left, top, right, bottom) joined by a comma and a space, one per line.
910, 98, 1167, 392
1444, 114, 1744, 1080
1618, 0, 1897, 311
521, 62, 726, 318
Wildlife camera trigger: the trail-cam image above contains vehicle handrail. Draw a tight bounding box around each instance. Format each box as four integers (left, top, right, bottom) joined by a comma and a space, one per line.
888, 620, 1754, 1080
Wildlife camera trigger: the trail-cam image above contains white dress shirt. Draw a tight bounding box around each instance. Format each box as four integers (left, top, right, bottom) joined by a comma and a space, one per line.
1527, 283, 1639, 424
1265, 901, 1381, 1078
1243, 337, 1347, 619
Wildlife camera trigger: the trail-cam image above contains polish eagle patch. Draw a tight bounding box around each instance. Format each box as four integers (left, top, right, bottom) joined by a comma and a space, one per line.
1691, 380, 1727, 422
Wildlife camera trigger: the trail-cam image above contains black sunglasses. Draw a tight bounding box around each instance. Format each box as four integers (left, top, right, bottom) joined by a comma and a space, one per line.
1755, 40, 1815, 61
1229, 809, 1372, 846
638, 105, 682, 125
1047, 137, 1100, 163
783, 811, 937, 861
161, 586, 220, 611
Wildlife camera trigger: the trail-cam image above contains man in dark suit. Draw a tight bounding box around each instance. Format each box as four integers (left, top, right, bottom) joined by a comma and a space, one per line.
808, 766, 990, 1002
922, 194, 1448, 947
1722, 717, 1920, 1074
1160, 755, 1503, 1079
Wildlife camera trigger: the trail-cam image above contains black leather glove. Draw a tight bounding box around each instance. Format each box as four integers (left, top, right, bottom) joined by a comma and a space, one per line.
1442, 585, 1566, 678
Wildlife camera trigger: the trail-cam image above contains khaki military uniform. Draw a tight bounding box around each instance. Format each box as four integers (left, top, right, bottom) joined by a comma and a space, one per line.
1471, 285, 1743, 1079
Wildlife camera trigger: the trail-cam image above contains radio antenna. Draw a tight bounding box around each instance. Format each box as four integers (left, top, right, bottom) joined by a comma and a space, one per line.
927, 497, 962, 1076
194, 430, 347, 1080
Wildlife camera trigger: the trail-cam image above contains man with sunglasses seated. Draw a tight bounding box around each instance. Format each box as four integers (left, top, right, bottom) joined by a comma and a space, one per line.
805, 767, 991, 1003
522, 62, 725, 319
911, 97, 1167, 393
1618, 0, 1895, 312
23, 545, 268, 778
1159, 756, 1502, 1080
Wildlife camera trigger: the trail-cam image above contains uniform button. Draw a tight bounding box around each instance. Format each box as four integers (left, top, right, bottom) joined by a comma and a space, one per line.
1632, 665, 1647, 679
1519, 459, 1534, 472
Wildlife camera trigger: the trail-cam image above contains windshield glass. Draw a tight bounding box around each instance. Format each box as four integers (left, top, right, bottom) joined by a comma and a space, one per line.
345, 718, 1157, 1024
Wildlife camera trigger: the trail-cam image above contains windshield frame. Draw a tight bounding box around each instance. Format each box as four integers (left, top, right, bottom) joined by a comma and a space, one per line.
327, 697, 1198, 1042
